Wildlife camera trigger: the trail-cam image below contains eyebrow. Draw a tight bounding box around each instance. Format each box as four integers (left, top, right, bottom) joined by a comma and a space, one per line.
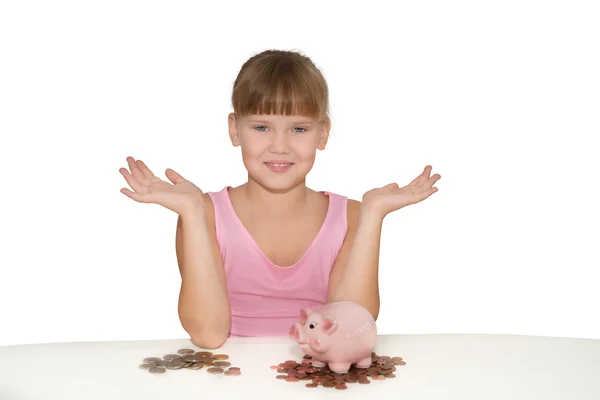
248, 119, 316, 125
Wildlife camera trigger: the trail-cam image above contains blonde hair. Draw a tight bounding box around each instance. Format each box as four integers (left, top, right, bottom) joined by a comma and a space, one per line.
231, 49, 330, 123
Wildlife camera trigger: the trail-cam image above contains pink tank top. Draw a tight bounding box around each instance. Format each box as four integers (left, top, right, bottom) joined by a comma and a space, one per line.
206, 186, 348, 338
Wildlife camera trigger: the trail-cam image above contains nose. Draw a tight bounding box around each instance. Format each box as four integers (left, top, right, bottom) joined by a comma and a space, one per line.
268, 131, 290, 154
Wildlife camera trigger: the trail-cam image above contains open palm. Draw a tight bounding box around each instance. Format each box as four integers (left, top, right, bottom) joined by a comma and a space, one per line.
362, 165, 441, 218
119, 156, 205, 215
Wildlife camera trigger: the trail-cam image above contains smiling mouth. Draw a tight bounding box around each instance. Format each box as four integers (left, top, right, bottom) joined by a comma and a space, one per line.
264, 162, 294, 166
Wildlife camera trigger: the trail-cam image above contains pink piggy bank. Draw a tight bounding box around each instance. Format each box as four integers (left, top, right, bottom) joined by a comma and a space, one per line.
289, 301, 377, 374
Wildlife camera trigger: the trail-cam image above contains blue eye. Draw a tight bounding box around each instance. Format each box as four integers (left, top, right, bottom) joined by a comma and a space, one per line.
293, 127, 306, 133
255, 126, 267, 131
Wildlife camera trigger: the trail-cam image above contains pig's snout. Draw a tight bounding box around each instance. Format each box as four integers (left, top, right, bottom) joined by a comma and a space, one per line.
289, 323, 307, 344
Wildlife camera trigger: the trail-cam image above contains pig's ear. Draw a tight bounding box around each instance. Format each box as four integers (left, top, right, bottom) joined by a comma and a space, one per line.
321, 317, 339, 335
299, 308, 312, 324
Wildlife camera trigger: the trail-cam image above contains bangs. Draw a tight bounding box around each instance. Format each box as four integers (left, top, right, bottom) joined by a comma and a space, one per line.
232, 54, 329, 122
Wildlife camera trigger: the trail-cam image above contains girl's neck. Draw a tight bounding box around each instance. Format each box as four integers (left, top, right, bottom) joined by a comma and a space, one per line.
239, 178, 314, 216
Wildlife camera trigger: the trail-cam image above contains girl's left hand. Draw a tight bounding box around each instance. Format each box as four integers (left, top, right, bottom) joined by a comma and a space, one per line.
361, 165, 441, 219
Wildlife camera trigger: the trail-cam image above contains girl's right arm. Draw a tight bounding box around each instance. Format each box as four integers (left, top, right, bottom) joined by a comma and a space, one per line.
175, 195, 231, 348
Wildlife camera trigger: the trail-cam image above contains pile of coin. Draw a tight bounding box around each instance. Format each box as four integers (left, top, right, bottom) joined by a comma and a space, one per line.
271, 352, 405, 390
138, 348, 241, 376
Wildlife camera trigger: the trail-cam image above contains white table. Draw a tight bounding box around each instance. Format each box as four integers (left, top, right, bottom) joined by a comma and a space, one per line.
1, 333, 599, 399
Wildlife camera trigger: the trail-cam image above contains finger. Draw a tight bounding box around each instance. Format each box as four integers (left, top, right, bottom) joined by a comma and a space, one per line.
408, 165, 431, 187
119, 167, 145, 193
165, 168, 186, 185
120, 188, 149, 203
419, 173, 441, 191
135, 159, 157, 181
126, 156, 147, 183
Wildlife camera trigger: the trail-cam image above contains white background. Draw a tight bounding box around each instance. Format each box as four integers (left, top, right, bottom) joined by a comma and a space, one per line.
0, 0, 598, 347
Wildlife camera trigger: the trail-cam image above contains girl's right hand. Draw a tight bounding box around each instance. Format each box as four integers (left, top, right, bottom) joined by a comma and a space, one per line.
119, 156, 205, 215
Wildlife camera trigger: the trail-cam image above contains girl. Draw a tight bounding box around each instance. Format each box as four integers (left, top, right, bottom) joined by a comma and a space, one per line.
119, 49, 441, 348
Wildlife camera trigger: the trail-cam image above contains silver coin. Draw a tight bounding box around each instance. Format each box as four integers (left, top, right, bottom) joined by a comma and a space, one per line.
149, 367, 166, 374
166, 361, 185, 370
163, 354, 181, 360
143, 357, 161, 363
177, 348, 195, 355
182, 354, 203, 363
139, 363, 154, 370
187, 363, 204, 370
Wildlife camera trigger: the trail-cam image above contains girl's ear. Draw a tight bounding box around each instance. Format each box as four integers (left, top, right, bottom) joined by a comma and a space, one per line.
228, 113, 240, 147
317, 117, 330, 150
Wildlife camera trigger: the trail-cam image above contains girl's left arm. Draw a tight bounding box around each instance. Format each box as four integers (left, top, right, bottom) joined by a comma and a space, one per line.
327, 200, 384, 320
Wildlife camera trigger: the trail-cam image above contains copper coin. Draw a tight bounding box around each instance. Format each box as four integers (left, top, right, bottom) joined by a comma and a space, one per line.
387, 373, 397, 378
213, 354, 229, 360
323, 381, 336, 388
335, 384, 347, 390
196, 351, 213, 357
224, 369, 241, 376
148, 367, 166, 374
207, 367, 224, 374
213, 361, 231, 367
397, 360, 406, 365
286, 377, 299, 382
359, 379, 371, 384
276, 375, 288, 379
305, 382, 318, 388
187, 363, 204, 370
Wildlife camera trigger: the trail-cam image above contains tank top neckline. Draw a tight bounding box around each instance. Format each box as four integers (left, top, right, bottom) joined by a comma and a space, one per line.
219, 186, 335, 270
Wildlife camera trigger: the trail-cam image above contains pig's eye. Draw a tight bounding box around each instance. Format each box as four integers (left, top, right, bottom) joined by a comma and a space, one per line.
309, 322, 317, 329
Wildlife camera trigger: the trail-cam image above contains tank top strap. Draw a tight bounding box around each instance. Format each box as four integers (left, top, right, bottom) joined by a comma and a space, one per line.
320, 190, 348, 232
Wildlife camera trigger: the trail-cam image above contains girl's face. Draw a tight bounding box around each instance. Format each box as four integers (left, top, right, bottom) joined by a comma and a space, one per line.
228, 113, 330, 191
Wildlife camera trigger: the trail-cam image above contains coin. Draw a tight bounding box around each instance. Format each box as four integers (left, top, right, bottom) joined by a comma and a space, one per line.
207, 367, 224, 374
187, 363, 204, 370
177, 348, 195, 355
212, 361, 231, 367
163, 354, 181, 360
213, 354, 229, 360
271, 351, 406, 389
143, 357, 161, 363
149, 367, 166, 374
224, 369, 241, 376
196, 351, 213, 357
182, 354, 203, 363
139, 363, 154, 370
